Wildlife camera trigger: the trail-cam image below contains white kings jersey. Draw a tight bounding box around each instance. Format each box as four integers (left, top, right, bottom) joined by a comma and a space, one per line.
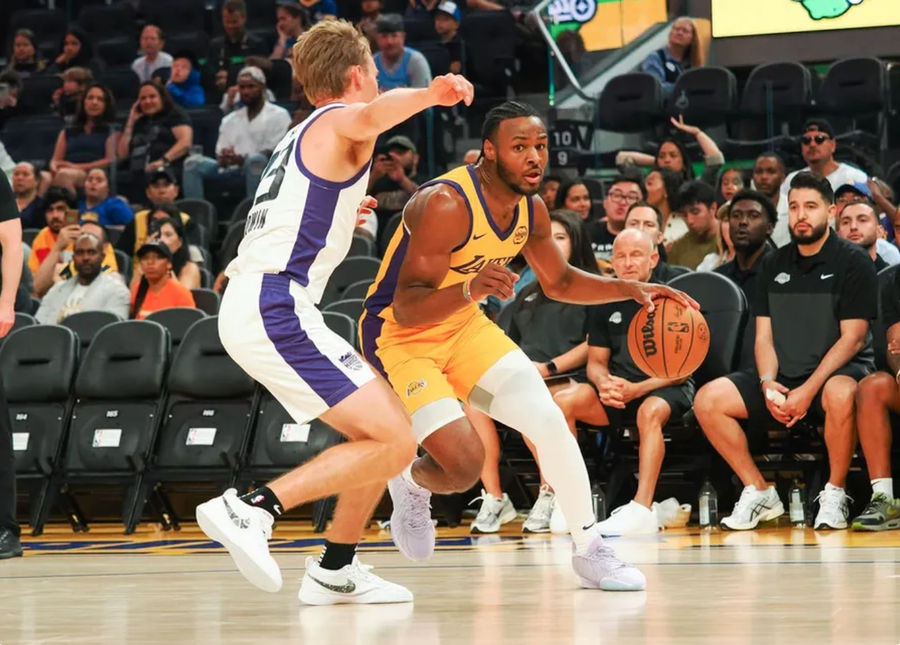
225, 103, 371, 304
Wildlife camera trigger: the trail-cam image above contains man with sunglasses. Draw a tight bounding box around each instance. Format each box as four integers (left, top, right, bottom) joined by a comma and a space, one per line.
774, 119, 867, 245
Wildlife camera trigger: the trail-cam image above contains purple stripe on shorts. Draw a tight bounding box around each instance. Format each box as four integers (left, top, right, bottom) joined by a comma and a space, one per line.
259, 273, 358, 407
284, 182, 339, 286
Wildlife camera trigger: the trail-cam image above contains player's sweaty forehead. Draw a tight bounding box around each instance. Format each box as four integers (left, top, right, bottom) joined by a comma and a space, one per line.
495, 116, 547, 143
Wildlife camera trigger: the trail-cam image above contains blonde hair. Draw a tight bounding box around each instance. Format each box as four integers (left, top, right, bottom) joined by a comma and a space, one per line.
292, 19, 371, 105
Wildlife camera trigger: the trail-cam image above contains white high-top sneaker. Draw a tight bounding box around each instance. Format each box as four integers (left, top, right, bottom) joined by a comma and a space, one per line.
195, 488, 282, 592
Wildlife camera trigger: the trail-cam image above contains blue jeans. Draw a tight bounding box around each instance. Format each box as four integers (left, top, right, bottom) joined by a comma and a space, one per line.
182, 152, 268, 200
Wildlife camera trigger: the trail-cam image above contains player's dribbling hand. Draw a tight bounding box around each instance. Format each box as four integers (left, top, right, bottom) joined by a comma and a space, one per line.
429, 74, 474, 108
469, 263, 519, 301
628, 282, 698, 312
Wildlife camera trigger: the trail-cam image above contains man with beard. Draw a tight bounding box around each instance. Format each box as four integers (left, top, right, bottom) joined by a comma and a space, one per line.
715, 190, 776, 368
838, 200, 890, 271
359, 101, 695, 591
35, 231, 130, 323
751, 152, 785, 209
694, 171, 877, 531
369, 135, 420, 218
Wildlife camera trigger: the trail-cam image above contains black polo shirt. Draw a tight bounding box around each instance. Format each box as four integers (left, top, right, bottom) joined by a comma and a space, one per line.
874, 254, 889, 272
755, 231, 877, 380
507, 285, 588, 363
715, 244, 774, 309
587, 283, 658, 383
882, 270, 900, 329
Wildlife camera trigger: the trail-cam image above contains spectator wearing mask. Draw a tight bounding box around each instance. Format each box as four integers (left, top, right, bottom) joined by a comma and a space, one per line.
183, 66, 290, 200
751, 152, 786, 209
130, 240, 195, 319
587, 174, 644, 264
35, 231, 130, 323
78, 168, 133, 227
4, 29, 47, 78
640, 17, 701, 97
49, 27, 94, 74
644, 167, 686, 247
271, 2, 310, 59
433, 1, 463, 74
52, 67, 94, 126
368, 135, 420, 219
166, 51, 205, 109
373, 14, 432, 92
132, 25, 173, 83
50, 83, 117, 192
838, 199, 890, 271
11, 162, 45, 230
668, 180, 718, 270
207, 0, 270, 96
776, 119, 868, 244
117, 82, 193, 191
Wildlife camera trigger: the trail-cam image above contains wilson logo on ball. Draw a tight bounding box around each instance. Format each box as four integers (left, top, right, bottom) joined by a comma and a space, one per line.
628, 297, 710, 380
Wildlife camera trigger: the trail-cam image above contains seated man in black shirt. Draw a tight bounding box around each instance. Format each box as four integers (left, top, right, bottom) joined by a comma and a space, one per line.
715, 189, 776, 369
694, 172, 877, 531
587, 173, 644, 267
623, 201, 686, 282
837, 199, 889, 272
554, 228, 695, 536
853, 270, 900, 531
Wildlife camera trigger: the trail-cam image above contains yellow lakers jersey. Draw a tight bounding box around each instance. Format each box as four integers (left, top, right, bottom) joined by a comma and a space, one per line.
363, 164, 533, 327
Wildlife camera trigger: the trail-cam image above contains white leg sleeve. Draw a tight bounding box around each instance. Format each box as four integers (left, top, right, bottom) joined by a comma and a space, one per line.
472, 350, 597, 550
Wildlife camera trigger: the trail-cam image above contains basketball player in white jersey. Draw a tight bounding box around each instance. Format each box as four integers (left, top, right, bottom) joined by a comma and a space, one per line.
194, 20, 473, 605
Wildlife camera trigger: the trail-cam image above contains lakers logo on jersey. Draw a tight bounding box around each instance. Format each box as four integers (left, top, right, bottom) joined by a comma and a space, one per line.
450, 255, 518, 275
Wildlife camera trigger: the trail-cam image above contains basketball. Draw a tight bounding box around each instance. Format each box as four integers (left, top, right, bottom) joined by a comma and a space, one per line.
627, 298, 710, 380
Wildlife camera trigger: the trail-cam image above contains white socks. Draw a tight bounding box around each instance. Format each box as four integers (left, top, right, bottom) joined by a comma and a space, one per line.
871, 478, 893, 499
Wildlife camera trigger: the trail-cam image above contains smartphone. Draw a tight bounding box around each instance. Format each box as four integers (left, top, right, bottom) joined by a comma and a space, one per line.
64, 209, 79, 228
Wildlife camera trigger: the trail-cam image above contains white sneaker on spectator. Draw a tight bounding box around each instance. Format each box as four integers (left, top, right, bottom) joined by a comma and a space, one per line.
523, 485, 554, 533
387, 475, 435, 561
597, 501, 658, 536
298, 556, 413, 605
814, 484, 850, 530
720, 485, 784, 531
571, 534, 646, 591
469, 490, 517, 534
195, 488, 282, 592
550, 499, 568, 534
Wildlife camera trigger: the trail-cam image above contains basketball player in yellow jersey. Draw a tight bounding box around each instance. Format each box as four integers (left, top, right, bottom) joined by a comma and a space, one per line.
359, 101, 695, 591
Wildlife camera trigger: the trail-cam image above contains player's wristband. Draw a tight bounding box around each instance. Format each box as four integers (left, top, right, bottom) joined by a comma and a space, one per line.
462, 279, 473, 302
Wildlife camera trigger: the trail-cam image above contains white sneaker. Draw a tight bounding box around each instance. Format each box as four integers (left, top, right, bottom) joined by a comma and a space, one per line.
523, 485, 554, 533
298, 556, 413, 605
814, 484, 850, 530
387, 474, 435, 561
469, 490, 517, 534
195, 489, 282, 592
596, 501, 659, 536
720, 485, 784, 531
571, 534, 646, 591
550, 499, 568, 534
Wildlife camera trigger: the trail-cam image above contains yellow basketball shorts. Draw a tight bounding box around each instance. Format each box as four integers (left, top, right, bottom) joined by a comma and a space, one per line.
359, 310, 518, 414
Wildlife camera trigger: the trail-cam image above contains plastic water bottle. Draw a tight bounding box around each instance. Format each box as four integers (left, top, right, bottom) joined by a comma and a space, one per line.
591, 483, 607, 522
789, 480, 806, 527
699, 479, 718, 529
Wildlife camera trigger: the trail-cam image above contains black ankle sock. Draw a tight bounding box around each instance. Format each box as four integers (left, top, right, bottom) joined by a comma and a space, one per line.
318, 541, 357, 571
239, 486, 284, 517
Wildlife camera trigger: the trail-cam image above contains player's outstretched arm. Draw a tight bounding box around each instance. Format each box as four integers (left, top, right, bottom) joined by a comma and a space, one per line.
522, 196, 697, 311
331, 74, 473, 143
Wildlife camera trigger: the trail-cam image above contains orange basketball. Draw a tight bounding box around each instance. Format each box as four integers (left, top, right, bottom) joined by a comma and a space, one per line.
627, 298, 710, 380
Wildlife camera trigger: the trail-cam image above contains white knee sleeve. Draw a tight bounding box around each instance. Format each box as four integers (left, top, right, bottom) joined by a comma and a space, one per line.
473, 351, 596, 545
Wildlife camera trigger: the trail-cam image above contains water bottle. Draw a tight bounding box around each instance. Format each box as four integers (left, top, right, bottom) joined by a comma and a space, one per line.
698, 479, 718, 529
591, 482, 607, 522
789, 480, 806, 527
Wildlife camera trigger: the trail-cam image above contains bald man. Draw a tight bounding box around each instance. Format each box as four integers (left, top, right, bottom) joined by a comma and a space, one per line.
553, 229, 695, 536
462, 148, 480, 165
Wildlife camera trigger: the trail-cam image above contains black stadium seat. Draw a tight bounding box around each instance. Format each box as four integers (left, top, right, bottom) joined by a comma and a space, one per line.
460, 11, 516, 100
192, 288, 221, 315
596, 73, 663, 134
669, 66, 738, 128
175, 198, 217, 238
0, 115, 64, 164
186, 106, 225, 158
740, 61, 812, 131
99, 70, 140, 112
415, 42, 451, 78
321, 256, 382, 305
164, 31, 211, 62
59, 310, 123, 349
18, 75, 63, 114
58, 320, 170, 533
322, 311, 357, 348
114, 249, 133, 285
78, 3, 137, 39
341, 279, 373, 302
145, 307, 207, 347
3, 325, 79, 536
404, 14, 439, 45
9, 9, 67, 58
818, 57, 886, 118
322, 298, 364, 325
137, 0, 207, 36
95, 37, 140, 70
348, 234, 375, 258
142, 317, 257, 528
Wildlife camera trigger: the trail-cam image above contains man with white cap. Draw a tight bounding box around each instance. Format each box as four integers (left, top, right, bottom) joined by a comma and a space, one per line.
183, 66, 291, 200
433, 1, 463, 74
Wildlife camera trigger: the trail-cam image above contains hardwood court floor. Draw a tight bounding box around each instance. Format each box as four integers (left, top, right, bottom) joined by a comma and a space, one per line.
3, 522, 900, 645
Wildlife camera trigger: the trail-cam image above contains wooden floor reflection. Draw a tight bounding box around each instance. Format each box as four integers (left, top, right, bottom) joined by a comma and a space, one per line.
3, 524, 900, 644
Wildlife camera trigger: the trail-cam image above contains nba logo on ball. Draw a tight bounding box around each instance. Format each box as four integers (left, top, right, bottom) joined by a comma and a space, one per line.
628, 298, 710, 379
